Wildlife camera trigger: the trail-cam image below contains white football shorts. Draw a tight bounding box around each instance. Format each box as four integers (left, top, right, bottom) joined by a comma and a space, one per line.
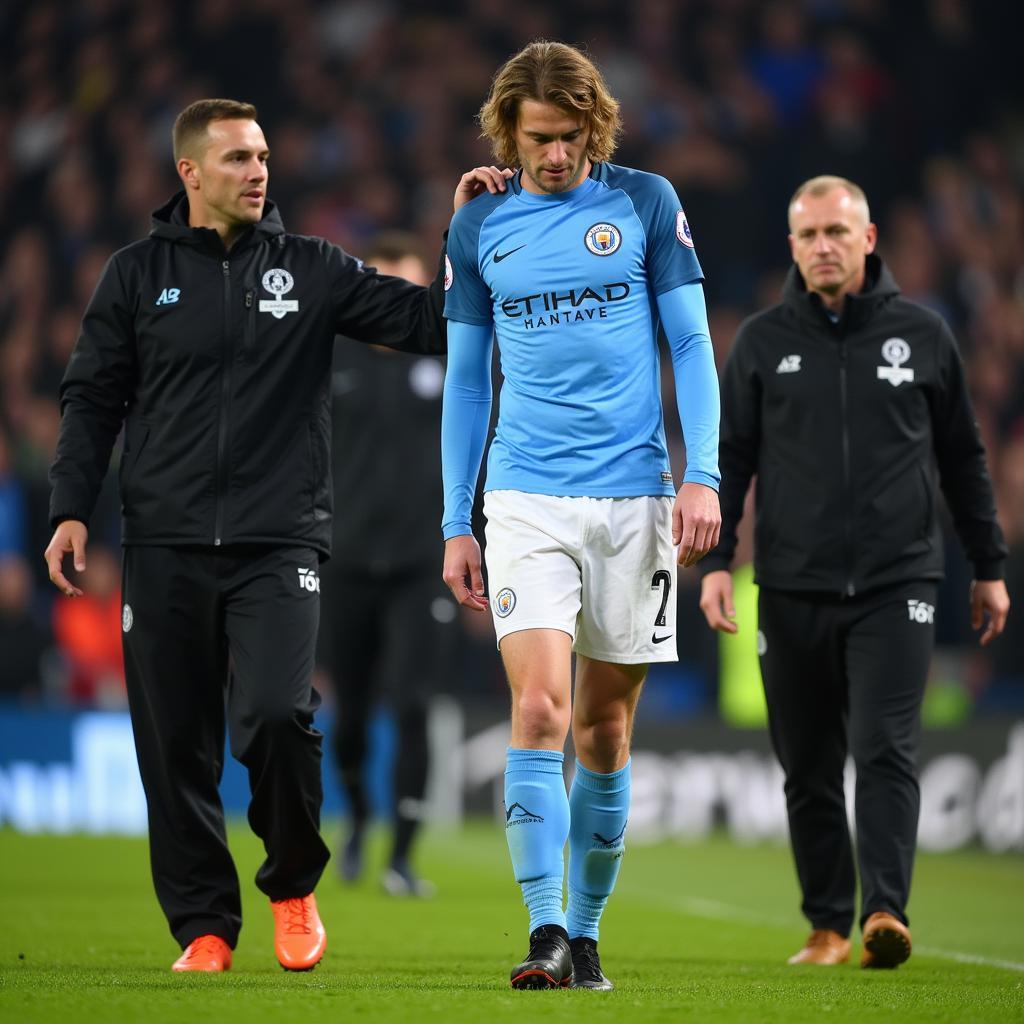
482, 489, 678, 663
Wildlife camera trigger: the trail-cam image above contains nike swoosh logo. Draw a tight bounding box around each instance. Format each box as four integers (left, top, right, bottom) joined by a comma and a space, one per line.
652, 633, 673, 644
493, 244, 526, 263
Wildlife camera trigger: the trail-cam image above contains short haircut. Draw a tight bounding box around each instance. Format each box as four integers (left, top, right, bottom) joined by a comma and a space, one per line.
788, 175, 871, 228
172, 99, 258, 161
478, 41, 622, 168
363, 231, 424, 266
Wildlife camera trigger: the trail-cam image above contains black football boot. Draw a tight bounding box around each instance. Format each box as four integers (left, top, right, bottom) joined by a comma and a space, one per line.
569, 936, 613, 990
509, 925, 574, 989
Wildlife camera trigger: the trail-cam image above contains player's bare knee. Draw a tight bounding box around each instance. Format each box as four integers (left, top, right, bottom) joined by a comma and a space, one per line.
513, 689, 570, 745
574, 716, 630, 768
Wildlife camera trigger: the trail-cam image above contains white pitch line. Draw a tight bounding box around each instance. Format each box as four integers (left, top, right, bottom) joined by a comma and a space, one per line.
915, 945, 1024, 974
628, 887, 1024, 974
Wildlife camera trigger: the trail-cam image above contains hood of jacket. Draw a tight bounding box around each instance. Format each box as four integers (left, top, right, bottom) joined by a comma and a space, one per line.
149, 191, 285, 251
782, 253, 901, 331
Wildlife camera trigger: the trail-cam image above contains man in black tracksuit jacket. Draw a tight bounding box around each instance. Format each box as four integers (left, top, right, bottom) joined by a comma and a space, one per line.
699, 176, 1009, 970
42, 100, 506, 972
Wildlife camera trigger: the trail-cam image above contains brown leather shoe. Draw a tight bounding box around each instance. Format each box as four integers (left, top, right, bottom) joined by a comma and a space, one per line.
787, 929, 851, 965
861, 912, 912, 968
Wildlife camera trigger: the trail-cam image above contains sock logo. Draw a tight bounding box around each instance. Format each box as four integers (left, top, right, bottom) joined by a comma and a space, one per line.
592, 823, 626, 848
505, 802, 544, 826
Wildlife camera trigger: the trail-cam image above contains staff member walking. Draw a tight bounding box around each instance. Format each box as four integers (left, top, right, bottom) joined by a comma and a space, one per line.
318, 232, 456, 898
43, 98, 468, 973
699, 175, 1009, 969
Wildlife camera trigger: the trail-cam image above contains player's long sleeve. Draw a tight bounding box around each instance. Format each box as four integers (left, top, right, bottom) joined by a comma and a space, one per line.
441, 320, 494, 539
658, 282, 721, 490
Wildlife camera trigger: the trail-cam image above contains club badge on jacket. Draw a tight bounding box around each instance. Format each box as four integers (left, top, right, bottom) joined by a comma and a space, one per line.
877, 338, 914, 387
260, 268, 299, 319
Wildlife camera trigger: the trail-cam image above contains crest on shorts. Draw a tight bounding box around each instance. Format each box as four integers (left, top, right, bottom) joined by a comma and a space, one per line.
259, 268, 299, 319
122, 604, 133, 633
494, 588, 517, 618
584, 223, 622, 256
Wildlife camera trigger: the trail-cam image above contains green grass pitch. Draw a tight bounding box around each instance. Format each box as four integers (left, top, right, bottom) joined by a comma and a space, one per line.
1, 822, 1022, 1023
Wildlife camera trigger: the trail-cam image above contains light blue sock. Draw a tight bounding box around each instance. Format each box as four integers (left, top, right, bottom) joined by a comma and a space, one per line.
566, 759, 630, 941
504, 748, 569, 933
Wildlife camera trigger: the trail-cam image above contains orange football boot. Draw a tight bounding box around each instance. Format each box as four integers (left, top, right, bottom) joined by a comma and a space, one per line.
270, 893, 327, 971
171, 934, 232, 972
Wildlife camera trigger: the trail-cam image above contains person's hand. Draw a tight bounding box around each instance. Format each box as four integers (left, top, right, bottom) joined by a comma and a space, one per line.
970, 579, 1009, 646
442, 534, 489, 611
699, 570, 738, 633
454, 166, 514, 212
44, 519, 89, 597
673, 482, 721, 568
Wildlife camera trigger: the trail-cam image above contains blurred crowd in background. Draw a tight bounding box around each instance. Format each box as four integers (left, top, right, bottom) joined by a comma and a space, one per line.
0, 0, 1020, 713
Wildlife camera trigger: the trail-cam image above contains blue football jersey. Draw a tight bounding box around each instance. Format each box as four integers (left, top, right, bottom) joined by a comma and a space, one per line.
444, 162, 706, 506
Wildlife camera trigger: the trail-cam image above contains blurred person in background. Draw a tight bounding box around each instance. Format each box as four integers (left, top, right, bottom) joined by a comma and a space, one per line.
699, 175, 1010, 969
442, 41, 720, 990
0, 554, 52, 702
0, 428, 27, 557
52, 543, 125, 707
317, 231, 457, 898
43, 98, 457, 975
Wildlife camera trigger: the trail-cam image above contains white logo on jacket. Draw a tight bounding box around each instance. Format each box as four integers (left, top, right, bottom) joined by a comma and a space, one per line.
877, 338, 914, 387
260, 268, 299, 319
776, 354, 802, 374
409, 358, 444, 399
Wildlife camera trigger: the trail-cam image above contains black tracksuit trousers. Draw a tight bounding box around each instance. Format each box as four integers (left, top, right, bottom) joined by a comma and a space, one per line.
757, 581, 936, 937
121, 545, 331, 950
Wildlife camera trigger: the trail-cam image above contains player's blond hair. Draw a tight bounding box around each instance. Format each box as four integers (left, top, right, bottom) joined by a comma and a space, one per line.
478, 41, 622, 167
788, 175, 871, 228
173, 99, 258, 160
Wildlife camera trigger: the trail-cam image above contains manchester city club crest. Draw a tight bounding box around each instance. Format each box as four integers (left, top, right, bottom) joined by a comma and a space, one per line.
259, 268, 299, 319
494, 588, 517, 618
877, 337, 914, 387
584, 222, 622, 256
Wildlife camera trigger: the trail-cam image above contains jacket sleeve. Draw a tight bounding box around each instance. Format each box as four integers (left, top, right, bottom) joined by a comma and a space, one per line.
700, 319, 761, 574
327, 236, 446, 355
48, 254, 138, 528
931, 319, 1008, 580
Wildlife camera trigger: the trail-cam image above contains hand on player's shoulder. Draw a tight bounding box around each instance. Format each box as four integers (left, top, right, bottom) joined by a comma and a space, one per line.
453, 166, 514, 212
